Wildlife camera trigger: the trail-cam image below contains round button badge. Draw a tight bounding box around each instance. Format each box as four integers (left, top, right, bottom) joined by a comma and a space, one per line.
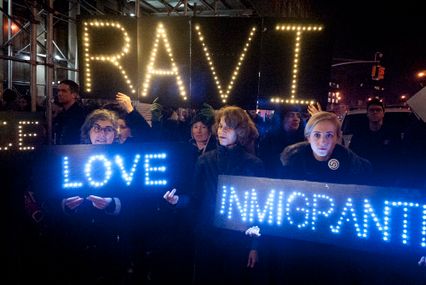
328, 158, 339, 170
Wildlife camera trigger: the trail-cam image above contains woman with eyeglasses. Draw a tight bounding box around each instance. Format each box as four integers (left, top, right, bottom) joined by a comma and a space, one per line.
60, 109, 128, 284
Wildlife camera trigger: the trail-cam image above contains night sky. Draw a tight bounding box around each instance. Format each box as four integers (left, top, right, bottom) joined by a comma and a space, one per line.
317, 1, 426, 103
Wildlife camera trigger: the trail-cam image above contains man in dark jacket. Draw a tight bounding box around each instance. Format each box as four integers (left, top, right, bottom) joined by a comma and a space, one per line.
53, 80, 87, 144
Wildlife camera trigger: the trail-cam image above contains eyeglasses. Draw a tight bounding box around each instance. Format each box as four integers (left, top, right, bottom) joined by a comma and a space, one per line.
91, 124, 116, 134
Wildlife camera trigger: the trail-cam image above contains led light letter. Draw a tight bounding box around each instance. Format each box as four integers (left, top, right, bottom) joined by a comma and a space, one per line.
361, 199, 384, 238
330, 198, 361, 236
82, 20, 135, 93
84, 155, 112, 188
18, 120, 38, 151
226, 186, 248, 221
141, 23, 187, 100
194, 25, 257, 103
0, 121, 13, 151
144, 153, 167, 186
249, 189, 276, 224
383, 200, 421, 245
272, 24, 323, 105
63, 156, 83, 188
115, 154, 141, 186
422, 205, 426, 247
311, 194, 335, 231
286, 191, 310, 229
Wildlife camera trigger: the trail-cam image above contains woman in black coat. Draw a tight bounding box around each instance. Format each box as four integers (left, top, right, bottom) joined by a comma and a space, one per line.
164, 106, 265, 284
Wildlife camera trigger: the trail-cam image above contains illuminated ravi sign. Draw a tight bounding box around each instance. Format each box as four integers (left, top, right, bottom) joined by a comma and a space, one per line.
0, 112, 45, 152
215, 175, 426, 254
36, 143, 192, 196
78, 17, 332, 109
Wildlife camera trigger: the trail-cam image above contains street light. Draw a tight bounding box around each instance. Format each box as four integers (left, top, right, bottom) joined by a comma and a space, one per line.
416, 70, 426, 87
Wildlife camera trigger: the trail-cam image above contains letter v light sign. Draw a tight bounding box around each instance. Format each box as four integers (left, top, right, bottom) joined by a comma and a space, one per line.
194, 25, 257, 104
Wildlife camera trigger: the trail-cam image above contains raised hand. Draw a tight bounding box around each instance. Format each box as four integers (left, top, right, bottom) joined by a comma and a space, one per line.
116, 92, 134, 113
307, 102, 322, 116
163, 188, 179, 205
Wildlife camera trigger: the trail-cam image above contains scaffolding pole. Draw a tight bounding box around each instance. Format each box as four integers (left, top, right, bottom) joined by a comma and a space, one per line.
30, 1, 37, 112
46, 0, 54, 144
7, 0, 13, 89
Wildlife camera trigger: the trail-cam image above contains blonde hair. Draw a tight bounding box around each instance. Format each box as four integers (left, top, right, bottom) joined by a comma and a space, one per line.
304, 111, 342, 139
213, 106, 258, 152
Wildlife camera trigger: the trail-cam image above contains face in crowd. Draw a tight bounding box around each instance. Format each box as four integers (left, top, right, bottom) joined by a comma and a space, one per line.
217, 116, 237, 147
117, 118, 131, 144
283, 111, 301, 132
57, 83, 76, 107
192, 121, 210, 144
367, 104, 384, 123
89, 119, 116, 144
307, 119, 338, 161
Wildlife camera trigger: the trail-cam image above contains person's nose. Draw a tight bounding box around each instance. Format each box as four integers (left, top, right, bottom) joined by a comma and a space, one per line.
319, 135, 327, 146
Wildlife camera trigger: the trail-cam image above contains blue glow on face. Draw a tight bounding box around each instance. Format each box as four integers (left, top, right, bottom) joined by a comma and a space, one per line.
218, 185, 426, 250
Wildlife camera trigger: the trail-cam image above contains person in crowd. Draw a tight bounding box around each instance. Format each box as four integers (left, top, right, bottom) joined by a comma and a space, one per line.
150, 97, 188, 142
248, 109, 268, 140
164, 105, 265, 285
347, 98, 402, 186
270, 111, 372, 285
102, 92, 151, 144
258, 105, 305, 177
59, 109, 128, 284
189, 103, 216, 157
0, 88, 18, 110
280, 111, 372, 184
53, 79, 88, 145
16, 94, 31, 111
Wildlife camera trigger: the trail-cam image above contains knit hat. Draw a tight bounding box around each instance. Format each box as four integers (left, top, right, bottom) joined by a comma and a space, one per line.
190, 103, 215, 127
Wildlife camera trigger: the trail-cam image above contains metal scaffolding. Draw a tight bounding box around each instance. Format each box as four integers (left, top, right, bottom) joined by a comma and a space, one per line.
0, 0, 313, 144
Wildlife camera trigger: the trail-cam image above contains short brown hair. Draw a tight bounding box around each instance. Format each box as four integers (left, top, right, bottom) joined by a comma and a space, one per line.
80, 109, 119, 144
213, 106, 258, 150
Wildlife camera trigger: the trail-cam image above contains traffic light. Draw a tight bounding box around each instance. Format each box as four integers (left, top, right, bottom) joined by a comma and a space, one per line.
372, 65, 385, 80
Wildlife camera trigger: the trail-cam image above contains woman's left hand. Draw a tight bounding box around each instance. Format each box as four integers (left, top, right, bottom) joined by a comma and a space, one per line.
163, 188, 179, 205
247, 250, 258, 268
86, 195, 112, 210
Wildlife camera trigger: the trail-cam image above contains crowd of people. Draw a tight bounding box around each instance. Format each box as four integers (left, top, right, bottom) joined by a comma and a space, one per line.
3, 79, 426, 284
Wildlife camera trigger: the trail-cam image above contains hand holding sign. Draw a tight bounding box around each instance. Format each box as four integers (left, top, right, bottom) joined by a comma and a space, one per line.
247, 250, 258, 268
63, 196, 85, 210
87, 195, 112, 210
163, 188, 179, 205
